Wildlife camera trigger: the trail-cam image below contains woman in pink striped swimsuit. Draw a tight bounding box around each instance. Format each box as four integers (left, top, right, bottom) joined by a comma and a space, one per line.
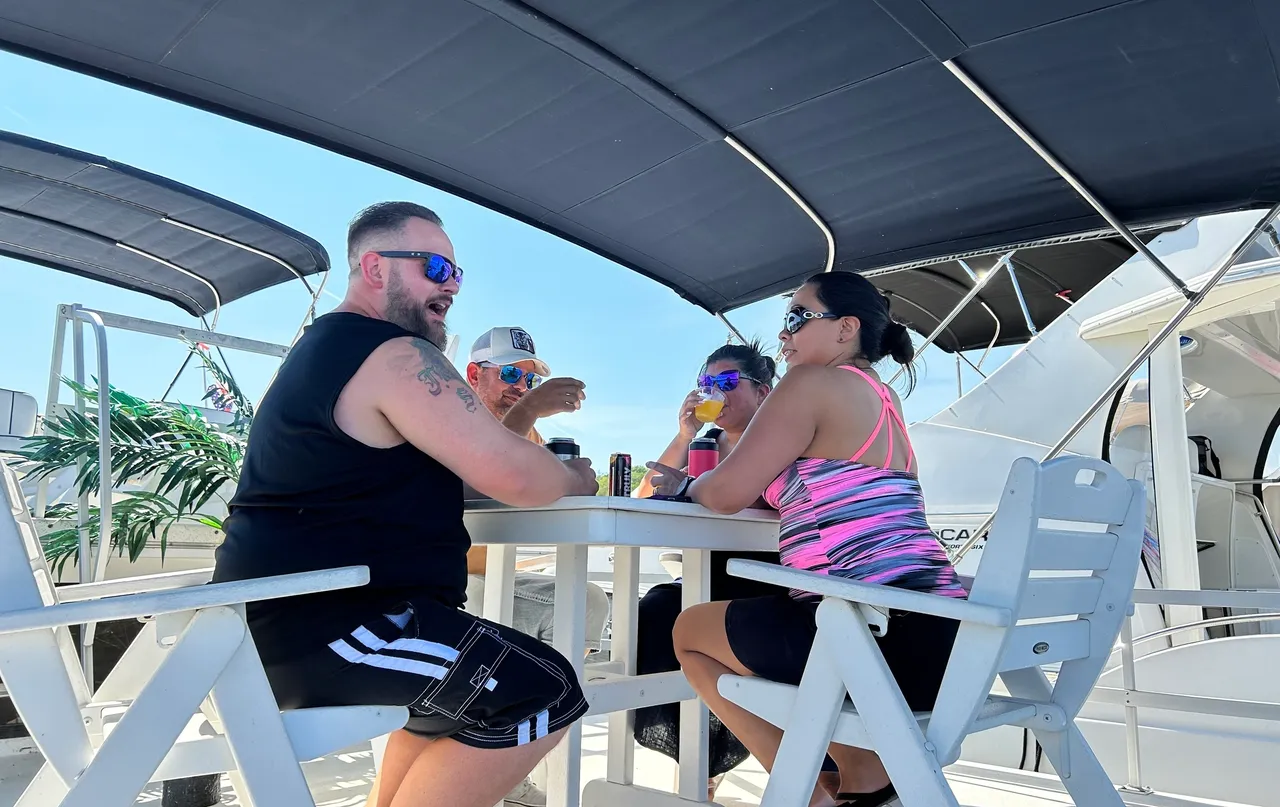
648, 271, 966, 807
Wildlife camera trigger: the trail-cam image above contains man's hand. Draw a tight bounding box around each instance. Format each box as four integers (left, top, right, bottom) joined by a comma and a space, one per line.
501, 377, 586, 437
563, 457, 599, 496
512, 377, 587, 419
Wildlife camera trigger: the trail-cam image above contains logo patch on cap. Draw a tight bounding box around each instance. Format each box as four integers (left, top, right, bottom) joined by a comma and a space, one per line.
510, 328, 535, 354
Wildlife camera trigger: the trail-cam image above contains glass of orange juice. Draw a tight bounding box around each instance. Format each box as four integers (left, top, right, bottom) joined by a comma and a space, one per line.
694, 387, 725, 423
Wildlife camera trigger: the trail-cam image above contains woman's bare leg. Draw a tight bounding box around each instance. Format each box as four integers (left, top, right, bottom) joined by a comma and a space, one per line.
674, 602, 836, 807
825, 745, 890, 796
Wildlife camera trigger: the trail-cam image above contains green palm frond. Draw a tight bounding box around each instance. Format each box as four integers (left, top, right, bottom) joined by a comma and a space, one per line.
17, 378, 243, 514
18, 372, 246, 569
41, 493, 223, 576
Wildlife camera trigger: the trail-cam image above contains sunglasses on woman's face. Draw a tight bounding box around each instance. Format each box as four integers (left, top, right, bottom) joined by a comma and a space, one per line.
697, 370, 759, 392
484, 362, 541, 390
376, 251, 464, 286
784, 306, 837, 334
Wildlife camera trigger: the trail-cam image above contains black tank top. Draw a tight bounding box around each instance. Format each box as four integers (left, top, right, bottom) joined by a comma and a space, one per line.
213, 312, 470, 654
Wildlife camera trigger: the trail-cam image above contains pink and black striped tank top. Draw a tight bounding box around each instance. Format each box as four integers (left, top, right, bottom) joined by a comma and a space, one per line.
763, 365, 966, 602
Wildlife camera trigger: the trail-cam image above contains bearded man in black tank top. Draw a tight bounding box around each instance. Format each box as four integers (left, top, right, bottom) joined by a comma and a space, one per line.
212, 202, 599, 807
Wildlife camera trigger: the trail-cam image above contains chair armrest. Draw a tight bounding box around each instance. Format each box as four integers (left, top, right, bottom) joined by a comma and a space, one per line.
0, 566, 369, 635
726, 560, 1011, 627
56, 568, 216, 602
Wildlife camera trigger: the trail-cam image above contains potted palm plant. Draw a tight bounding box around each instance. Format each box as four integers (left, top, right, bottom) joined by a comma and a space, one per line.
17, 342, 251, 575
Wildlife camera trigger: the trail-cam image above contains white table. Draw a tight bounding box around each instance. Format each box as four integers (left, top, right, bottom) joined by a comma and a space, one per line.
464, 497, 779, 807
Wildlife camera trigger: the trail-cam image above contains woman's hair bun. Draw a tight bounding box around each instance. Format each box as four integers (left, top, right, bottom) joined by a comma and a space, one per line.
880, 321, 914, 365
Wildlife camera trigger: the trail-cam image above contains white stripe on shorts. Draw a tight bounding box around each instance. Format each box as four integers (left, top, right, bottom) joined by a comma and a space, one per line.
328, 637, 449, 679
347, 625, 459, 662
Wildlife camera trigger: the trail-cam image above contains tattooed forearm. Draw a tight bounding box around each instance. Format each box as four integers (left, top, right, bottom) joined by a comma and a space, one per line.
400, 338, 479, 413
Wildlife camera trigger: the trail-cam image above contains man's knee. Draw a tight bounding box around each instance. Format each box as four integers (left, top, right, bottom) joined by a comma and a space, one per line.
584, 582, 610, 638
639, 582, 683, 624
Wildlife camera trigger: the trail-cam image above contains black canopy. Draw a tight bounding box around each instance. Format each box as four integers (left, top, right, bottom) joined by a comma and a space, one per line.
0, 129, 328, 317
3, 0, 1275, 346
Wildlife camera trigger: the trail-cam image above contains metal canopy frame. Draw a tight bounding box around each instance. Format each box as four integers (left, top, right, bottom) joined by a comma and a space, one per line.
949, 203, 1280, 565
713, 4, 1201, 352
5, 3, 1255, 352
0, 129, 330, 321
939, 59, 1193, 300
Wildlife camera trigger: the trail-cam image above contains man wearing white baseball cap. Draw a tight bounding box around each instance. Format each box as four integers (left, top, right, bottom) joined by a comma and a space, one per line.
462, 326, 610, 807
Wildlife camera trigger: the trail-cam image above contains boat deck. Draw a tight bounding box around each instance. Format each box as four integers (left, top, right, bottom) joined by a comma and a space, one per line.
0, 716, 1251, 807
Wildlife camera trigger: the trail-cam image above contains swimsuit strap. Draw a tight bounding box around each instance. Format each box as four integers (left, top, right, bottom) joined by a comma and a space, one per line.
838, 365, 915, 471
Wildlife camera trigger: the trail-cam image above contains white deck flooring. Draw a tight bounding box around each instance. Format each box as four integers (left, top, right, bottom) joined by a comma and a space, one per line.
0, 716, 1252, 807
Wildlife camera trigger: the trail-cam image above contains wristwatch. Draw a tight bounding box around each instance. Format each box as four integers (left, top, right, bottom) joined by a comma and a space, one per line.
675, 476, 695, 498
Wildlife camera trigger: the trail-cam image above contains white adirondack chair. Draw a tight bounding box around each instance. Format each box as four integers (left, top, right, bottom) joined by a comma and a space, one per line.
0, 458, 408, 807
718, 455, 1146, 807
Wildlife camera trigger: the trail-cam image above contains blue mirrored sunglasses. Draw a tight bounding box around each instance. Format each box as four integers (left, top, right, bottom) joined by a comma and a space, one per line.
376, 251, 464, 286
483, 362, 541, 390
698, 370, 750, 391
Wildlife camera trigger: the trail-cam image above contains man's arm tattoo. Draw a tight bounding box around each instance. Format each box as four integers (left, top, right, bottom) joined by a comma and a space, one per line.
406, 338, 478, 412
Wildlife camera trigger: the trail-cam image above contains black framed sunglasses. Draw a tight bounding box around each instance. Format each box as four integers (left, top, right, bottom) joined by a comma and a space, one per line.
376, 251, 464, 286
785, 306, 838, 334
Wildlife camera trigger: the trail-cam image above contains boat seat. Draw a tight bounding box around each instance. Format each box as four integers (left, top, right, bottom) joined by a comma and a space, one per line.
0, 389, 38, 456
0, 388, 37, 438
1110, 424, 1200, 479
1261, 485, 1280, 536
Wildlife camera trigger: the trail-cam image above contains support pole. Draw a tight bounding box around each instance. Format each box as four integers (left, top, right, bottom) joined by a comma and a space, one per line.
941, 59, 1193, 299
889, 252, 1012, 385
35, 307, 69, 517
1006, 262, 1038, 337
1148, 325, 1203, 641
70, 306, 112, 685
716, 312, 749, 345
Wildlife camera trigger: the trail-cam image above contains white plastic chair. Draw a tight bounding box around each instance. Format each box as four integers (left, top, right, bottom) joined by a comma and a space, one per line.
0, 458, 408, 806
719, 455, 1146, 807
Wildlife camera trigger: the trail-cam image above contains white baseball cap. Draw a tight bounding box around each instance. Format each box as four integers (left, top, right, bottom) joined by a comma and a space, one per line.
469, 327, 551, 376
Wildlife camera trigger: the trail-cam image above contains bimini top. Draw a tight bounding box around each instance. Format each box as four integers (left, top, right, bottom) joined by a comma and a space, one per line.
0, 129, 328, 318
3, 0, 1276, 347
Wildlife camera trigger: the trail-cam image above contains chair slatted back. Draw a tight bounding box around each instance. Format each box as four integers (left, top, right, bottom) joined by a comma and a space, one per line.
925, 456, 1145, 764
0, 458, 95, 781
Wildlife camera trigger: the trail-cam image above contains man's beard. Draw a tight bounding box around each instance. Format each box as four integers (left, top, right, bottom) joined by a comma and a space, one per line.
385, 272, 447, 348
491, 395, 515, 416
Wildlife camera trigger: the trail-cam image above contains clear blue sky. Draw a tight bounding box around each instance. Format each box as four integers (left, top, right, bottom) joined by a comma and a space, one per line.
0, 50, 1014, 468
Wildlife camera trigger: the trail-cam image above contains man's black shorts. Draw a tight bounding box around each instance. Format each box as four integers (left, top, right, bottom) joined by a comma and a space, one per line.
261, 597, 588, 748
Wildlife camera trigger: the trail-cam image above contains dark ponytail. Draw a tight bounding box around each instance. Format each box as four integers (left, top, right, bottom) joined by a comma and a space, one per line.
703, 339, 776, 387
806, 271, 918, 394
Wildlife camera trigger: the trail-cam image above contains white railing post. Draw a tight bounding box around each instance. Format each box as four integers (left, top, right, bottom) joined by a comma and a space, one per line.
1117, 615, 1152, 794
70, 305, 112, 685
35, 305, 69, 517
